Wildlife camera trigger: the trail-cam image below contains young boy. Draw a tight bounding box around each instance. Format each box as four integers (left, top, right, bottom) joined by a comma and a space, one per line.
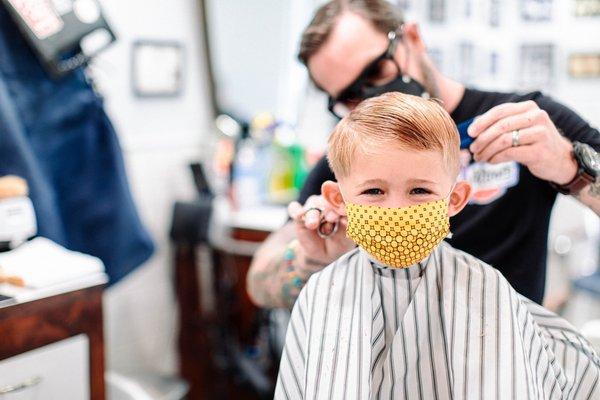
275, 92, 600, 399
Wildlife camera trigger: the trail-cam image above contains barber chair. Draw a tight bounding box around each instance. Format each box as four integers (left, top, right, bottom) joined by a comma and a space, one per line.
169, 164, 278, 399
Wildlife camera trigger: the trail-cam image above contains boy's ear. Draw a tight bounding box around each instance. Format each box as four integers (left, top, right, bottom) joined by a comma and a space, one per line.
321, 180, 347, 216
448, 181, 472, 217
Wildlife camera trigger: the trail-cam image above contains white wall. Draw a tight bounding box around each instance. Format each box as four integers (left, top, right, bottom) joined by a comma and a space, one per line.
90, 0, 213, 375
204, 0, 318, 125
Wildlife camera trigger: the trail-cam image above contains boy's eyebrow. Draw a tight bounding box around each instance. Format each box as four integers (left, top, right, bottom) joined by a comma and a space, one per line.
357, 178, 388, 187
406, 178, 437, 185
358, 178, 437, 186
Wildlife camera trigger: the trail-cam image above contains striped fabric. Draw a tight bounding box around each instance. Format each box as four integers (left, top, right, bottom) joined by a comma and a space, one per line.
275, 242, 600, 400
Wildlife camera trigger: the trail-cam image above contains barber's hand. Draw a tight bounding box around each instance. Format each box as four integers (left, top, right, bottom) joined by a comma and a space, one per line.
468, 100, 578, 185
288, 195, 355, 271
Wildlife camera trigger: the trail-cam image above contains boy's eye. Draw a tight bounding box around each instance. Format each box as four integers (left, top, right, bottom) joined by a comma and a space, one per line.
361, 188, 383, 196
410, 187, 432, 195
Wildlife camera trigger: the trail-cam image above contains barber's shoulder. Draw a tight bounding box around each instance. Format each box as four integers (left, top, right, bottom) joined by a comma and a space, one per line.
528, 92, 600, 146
506, 90, 575, 124
480, 89, 547, 111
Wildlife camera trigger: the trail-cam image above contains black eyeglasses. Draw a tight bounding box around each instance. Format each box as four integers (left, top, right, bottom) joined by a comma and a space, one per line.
328, 31, 402, 119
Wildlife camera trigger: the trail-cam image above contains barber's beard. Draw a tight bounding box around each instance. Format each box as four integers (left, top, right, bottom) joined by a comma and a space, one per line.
418, 56, 441, 99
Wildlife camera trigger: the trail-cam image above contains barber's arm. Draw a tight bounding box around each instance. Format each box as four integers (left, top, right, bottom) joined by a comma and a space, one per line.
573, 181, 600, 215
467, 100, 600, 215
247, 195, 354, 309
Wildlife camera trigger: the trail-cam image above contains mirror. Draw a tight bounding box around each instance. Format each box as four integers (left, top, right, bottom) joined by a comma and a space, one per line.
202, 0, 317, 124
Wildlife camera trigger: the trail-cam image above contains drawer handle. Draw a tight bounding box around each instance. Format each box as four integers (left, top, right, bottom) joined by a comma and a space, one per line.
0, 376, 42, 394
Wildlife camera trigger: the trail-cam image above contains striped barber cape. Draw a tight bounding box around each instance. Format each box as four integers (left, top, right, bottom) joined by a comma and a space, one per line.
275, 242, 600, 400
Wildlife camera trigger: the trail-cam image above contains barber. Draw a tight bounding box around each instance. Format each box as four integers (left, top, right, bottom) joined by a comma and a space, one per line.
247, 0, 600, 309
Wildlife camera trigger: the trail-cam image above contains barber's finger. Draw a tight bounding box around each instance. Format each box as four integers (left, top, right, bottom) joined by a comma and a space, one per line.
474, 126, 543, 163
302, 194, 326, 210
290, 196, 323, 223
287, 201, 304, 220
470, 108, 541, 154
300, 195, 327, 228
468, 100, 538, 138
303, 209, 322, 229
487, 144, 536, 165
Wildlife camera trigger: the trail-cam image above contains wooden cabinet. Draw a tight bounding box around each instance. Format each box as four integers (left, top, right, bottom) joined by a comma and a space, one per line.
0, 281, 106, 400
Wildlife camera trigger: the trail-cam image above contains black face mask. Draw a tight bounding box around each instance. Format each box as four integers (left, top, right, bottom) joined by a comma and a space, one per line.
327, 32, 430, 118
328, 72, 430, 119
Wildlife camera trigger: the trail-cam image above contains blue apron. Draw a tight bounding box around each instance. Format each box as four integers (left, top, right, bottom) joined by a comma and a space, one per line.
0, 6, 154, 284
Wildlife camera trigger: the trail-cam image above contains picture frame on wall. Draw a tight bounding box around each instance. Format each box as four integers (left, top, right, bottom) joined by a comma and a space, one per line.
574, 0, 600, 16
395, 0, 410, 11
131, 40, 184, 98
569, 53, 600, 78
464, 0, 472, 18
520, 0, 553, 21
458, 42, 475, 84
489, 51, 500, 77
429, 0, 445, 22
519, 43, 554, 89
489, 0, 501, 26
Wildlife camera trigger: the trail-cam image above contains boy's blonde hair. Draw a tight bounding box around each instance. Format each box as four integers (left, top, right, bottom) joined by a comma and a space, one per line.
327, 92, 460, 178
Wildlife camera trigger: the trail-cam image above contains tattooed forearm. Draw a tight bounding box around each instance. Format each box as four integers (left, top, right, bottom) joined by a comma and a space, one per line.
249, 255, 288, 308
574, 178, 600, 216
589, 180, 600, 197
281, 278, 302, 310
249, 246, 310, 309
247, 222, 305, 309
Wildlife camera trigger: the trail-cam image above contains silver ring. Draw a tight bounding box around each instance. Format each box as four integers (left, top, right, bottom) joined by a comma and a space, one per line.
511, 129, 520, 147
301, 207, 322, 221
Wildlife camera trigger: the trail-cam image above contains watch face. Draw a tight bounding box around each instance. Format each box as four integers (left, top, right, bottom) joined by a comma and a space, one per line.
576, 142, 600, 176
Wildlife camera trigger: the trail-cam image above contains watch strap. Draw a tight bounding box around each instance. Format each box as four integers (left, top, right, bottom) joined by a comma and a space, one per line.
552, 168, 595, 195
552, 141, 598, 195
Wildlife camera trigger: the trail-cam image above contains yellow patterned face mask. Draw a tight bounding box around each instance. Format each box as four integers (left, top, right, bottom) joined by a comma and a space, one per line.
346, 199, 450, 268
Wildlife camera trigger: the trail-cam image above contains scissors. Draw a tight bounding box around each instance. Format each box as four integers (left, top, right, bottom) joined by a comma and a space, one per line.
301, 207, 339, 239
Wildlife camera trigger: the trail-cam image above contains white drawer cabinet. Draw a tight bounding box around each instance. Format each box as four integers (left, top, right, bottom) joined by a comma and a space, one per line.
0, 335, 90, 400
